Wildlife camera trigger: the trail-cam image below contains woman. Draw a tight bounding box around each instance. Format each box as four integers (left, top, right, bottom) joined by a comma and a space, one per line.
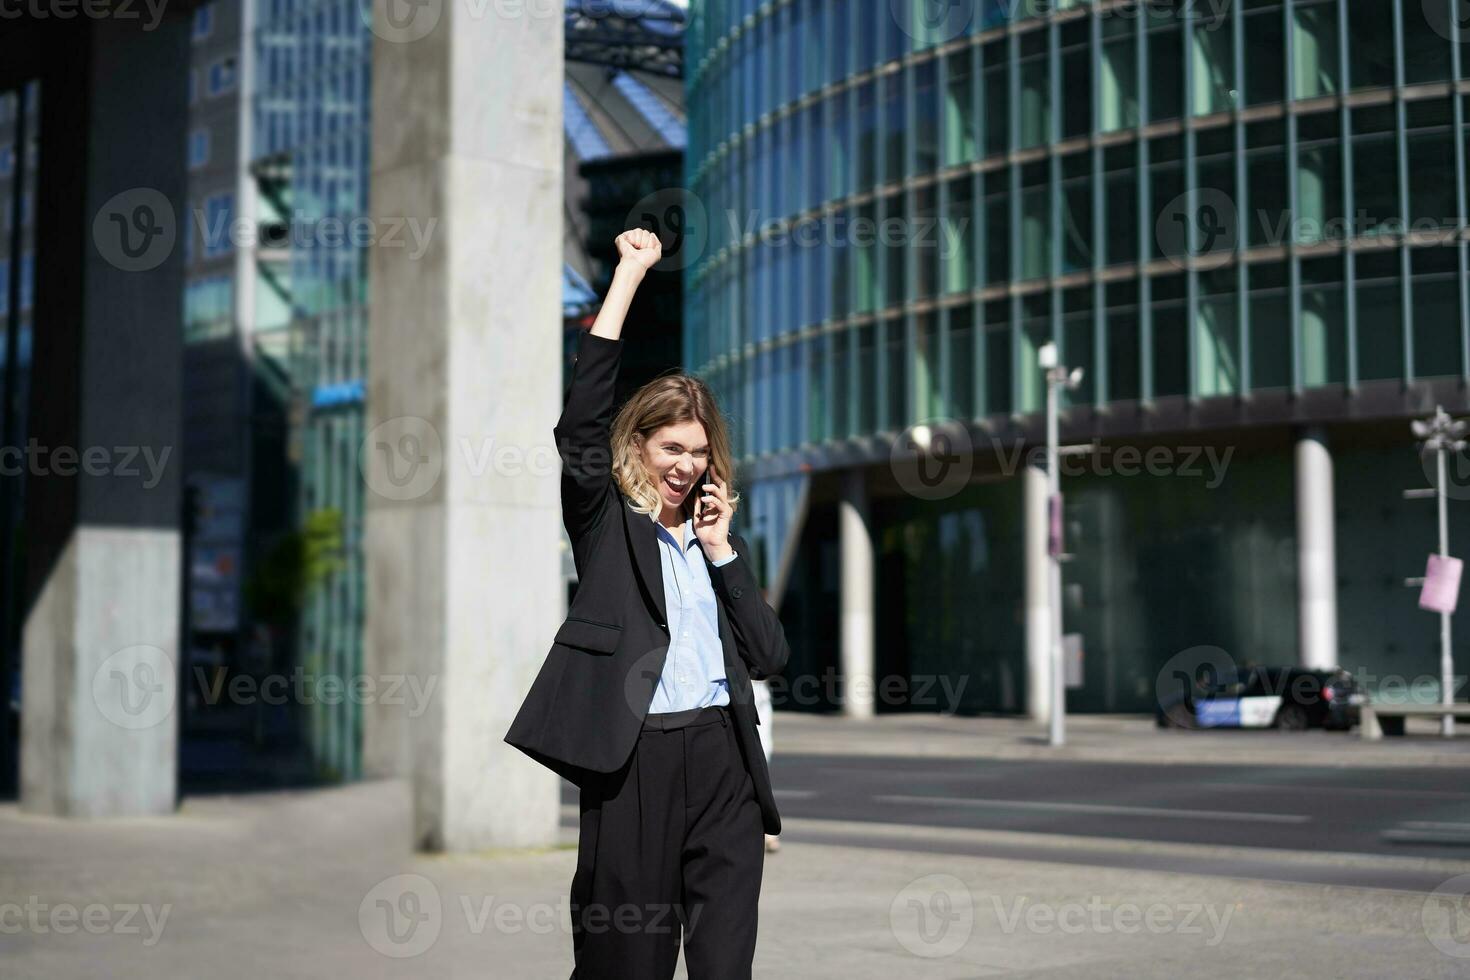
505, 228, 791, 980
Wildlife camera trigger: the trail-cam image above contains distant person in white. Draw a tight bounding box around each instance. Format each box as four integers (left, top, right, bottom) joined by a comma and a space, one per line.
754, 676, 779, 853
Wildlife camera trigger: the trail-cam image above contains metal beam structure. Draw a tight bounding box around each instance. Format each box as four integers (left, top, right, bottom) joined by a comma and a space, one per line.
565, 0, 686, 78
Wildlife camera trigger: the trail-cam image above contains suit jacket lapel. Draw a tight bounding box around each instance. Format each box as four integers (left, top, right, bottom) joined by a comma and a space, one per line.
622, 498, 668, 628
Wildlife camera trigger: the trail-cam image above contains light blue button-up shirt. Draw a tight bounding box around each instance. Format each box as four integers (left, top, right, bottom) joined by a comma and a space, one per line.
645, 516, 736, 714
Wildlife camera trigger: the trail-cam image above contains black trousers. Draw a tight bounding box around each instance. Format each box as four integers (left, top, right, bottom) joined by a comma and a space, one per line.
570, 704, 765, 980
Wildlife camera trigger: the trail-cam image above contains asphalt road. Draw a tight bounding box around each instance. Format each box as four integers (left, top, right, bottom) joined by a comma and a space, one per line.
764, 753, 1470, 892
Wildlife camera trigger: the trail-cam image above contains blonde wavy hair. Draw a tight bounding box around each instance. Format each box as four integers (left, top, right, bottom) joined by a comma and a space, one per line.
611, 372, 741, 521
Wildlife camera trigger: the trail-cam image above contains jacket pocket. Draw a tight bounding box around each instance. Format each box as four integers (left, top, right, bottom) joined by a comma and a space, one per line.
553, 617, 622, 654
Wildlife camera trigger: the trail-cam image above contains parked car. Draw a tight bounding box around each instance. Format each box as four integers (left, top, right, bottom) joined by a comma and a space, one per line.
1157, 665, 1363, 731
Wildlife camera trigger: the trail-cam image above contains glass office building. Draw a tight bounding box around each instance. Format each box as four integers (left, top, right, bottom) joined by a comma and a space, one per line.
254, 0, 374, 779
686, 0, 1470, 713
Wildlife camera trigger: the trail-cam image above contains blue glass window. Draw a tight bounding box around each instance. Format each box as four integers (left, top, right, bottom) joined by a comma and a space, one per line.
611, 73, 686, 149
208, 56, 238, 96
563, 84, 612, 161
192, 3, 213, 40
203, 193, 234, 258
189, 129, 211, 169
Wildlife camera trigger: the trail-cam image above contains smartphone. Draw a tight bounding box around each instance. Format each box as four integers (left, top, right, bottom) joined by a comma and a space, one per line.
696, 465, 715, 520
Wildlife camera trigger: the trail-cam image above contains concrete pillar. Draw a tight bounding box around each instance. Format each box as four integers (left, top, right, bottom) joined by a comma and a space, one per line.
363, 5, 564, 850
1023, 460, 1051, 723
19, 19, 189, 817
839, 468, 875, 718
1296, 428, 1339, 670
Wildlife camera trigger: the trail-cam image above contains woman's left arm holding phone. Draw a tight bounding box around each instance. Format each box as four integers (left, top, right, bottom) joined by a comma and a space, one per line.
696, 468, 790, 679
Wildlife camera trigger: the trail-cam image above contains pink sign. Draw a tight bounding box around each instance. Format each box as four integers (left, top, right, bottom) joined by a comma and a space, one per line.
1419, 554, 1463, 615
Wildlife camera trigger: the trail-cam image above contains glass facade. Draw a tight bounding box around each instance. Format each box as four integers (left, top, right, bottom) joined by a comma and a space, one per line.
254, 0, 373, 778
687, 0, 1470, 711
687, 0, 1470, 444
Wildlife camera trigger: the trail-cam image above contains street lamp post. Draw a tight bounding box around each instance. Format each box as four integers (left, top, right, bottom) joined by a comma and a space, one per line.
1039, 342, 1084, 747
1411, 406, 1468, 737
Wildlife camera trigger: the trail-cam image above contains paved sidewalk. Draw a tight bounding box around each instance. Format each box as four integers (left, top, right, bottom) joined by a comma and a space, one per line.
771, 711, 1470, 767
2, 775, 1469, 978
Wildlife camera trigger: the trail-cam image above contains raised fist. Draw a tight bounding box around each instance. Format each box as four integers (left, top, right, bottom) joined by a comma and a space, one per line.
615, 228, 662, 271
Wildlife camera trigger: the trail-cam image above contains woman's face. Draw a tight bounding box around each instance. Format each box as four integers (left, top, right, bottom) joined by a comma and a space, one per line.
639, 420, 710, 513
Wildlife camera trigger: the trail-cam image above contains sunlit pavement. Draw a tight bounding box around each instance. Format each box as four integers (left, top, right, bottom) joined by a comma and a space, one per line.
3, 713, 1470, 978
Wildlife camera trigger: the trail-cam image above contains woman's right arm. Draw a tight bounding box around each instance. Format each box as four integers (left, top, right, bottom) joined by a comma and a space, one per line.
589, 228, 660, 341
554, 230, 662, 541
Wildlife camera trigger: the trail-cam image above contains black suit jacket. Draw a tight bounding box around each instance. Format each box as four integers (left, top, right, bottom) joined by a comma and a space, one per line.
504, 330, 790, 836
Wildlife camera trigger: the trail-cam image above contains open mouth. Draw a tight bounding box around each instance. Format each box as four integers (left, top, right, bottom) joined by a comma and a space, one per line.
664, 474, 690, 498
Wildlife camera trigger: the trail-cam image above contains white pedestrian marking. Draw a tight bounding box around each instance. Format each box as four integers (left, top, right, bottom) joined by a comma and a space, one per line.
873, 794, 1312, 824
